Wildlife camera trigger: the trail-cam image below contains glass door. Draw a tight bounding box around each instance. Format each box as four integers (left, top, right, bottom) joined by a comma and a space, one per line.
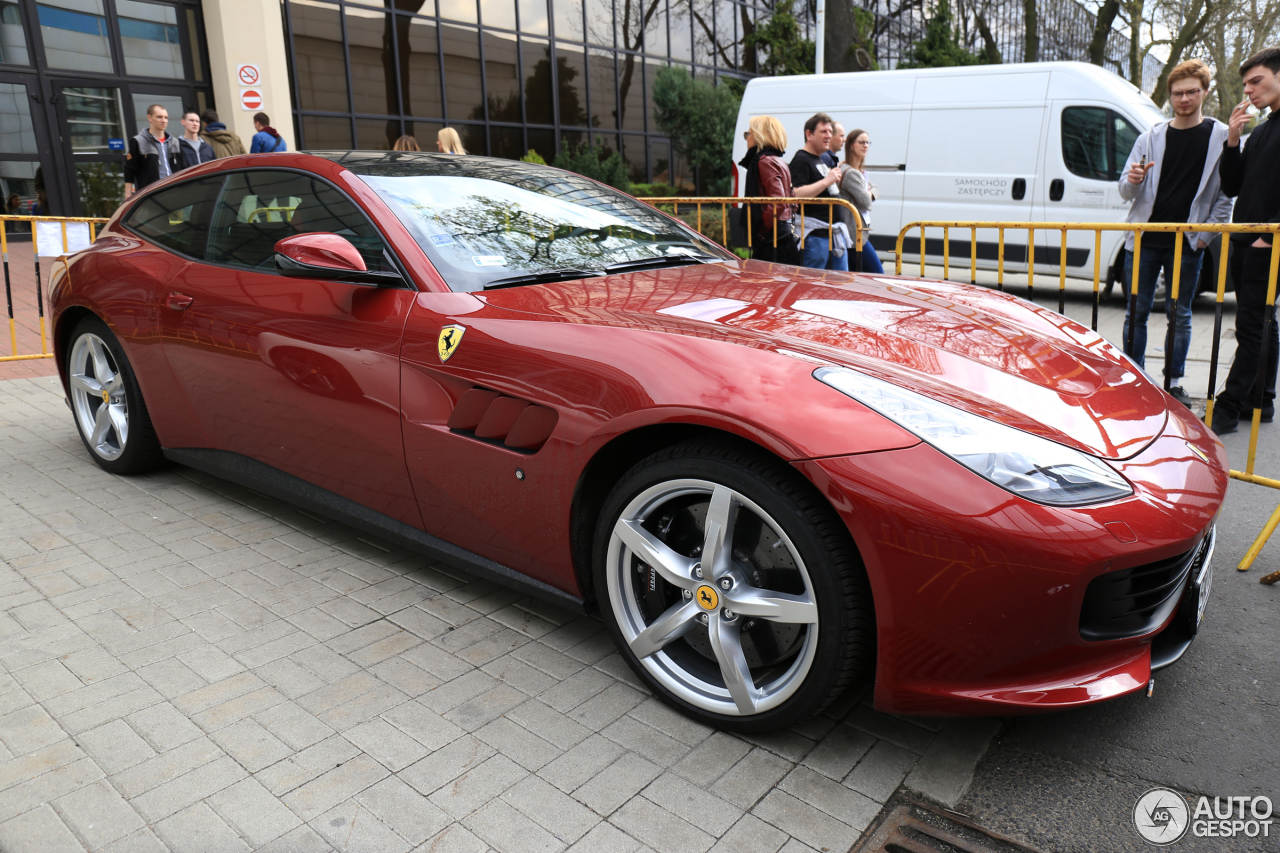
50, 79, 127, 216
0, 73, 61, 228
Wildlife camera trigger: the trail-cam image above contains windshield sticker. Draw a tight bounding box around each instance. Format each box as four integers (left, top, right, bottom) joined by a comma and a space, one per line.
472, 255, 507, 266
429, 234, 455, 246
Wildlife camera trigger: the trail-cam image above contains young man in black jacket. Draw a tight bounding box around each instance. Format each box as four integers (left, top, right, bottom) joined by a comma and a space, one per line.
123, 104, 180, 199
1214, 47, 1280, 435
177, 110, 215, 169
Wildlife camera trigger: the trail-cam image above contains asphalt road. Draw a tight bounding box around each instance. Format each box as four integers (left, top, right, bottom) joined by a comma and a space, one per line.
952, 289, 1280, 853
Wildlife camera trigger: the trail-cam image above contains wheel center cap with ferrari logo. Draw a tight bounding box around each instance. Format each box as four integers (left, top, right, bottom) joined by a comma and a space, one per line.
695, 585, 719, 611
438, 324, 466, 362
101, 389, 110, 404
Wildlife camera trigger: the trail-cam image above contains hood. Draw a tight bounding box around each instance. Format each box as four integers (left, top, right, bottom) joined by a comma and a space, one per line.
477, 261, 1167, 460
203, 128, 236, 140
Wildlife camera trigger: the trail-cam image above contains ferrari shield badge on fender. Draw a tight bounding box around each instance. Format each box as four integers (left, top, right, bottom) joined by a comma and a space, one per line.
438, 325, 466, 363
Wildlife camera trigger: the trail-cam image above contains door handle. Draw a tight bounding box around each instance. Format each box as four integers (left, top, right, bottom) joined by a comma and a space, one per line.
1012, 178, 1026, 200
1050, 179, 1065, 202
167, 292, 193, 311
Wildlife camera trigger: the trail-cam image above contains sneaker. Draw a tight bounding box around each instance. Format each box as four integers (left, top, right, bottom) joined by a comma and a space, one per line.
1211, 411, 1239, 436
1167, 386, 1193, 408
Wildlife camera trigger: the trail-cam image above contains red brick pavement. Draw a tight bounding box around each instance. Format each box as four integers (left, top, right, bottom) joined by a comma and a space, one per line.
2, 238, 60, 380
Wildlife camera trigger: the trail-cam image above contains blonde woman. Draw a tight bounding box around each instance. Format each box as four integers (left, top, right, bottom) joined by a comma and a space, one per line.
437, 128, 467, 154
839, 129, 884, 273
737, 115, 799, 265
393, 135, 420, 151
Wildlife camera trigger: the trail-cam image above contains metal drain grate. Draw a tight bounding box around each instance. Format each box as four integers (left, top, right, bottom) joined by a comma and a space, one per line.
851, 795, 1043, 853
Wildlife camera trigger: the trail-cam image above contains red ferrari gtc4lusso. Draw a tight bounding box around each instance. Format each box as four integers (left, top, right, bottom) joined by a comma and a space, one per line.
49, 152, 1227, 730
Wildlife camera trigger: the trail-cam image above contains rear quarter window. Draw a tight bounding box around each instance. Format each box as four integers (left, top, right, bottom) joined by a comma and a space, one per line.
123, 176, 225, 257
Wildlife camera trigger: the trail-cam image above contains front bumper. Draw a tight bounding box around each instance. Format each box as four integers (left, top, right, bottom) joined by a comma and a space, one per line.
796, 405, 1227, 716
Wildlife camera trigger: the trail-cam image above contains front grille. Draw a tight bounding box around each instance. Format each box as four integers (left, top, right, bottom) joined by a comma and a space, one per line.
1079, 536, 1208, 641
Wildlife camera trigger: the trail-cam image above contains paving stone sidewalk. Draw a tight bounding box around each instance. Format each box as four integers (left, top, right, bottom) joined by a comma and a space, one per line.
0, 375, 998, 853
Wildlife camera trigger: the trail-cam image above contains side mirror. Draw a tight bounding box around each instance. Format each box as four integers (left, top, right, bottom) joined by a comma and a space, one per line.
274, 233, 403, 285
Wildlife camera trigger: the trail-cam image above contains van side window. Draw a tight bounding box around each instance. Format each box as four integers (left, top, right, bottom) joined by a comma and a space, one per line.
1061, 107, 1140, 183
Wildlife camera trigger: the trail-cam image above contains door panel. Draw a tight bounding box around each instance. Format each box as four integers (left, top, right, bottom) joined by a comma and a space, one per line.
159, 169, 421, 526
1035, 102, 1139, 276
901, 104, 1042, 272
161, 265, 422, 526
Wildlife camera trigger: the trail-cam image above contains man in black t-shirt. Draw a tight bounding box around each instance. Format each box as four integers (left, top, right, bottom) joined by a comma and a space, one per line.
1214, 46, 1280, 435
1117, 59, 1232, 408
790, 113, 847, 271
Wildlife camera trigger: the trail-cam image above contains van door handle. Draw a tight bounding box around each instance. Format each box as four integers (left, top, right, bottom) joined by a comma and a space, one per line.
167, 292, 193, 311
1012, 178, 1026, 200
1050, 179, 1065, 202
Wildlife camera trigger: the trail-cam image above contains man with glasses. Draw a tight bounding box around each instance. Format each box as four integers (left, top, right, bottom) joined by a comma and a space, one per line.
1117, 59, 1232, 409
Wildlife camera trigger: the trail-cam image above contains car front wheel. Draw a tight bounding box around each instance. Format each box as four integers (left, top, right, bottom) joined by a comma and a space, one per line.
593, 440, 874, 732
66, 316, 164, 474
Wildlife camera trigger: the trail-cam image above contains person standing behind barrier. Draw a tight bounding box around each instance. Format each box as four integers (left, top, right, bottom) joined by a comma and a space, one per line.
738, 116, 800, 265
123, 104, 180, 200
437, 128, 467, 154
393, 135, 421, 151
199, 110, 246, 158
790, 113, 847, 271
250, 113, 288, 153
177, 110, 214, 170
839, 130, 885, 275
823, 122, 846, 169
1214, 47, 1280, 435
1117, 59, 1233, 409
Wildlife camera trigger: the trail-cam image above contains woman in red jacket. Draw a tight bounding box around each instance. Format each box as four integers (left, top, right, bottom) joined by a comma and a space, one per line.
738, 116, 800, 265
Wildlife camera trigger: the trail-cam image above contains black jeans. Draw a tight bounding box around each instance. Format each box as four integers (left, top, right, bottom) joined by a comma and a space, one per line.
1218, 244, 1280, 415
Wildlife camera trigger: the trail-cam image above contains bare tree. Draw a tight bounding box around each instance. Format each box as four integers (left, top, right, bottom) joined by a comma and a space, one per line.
1200, 0, 1280, 119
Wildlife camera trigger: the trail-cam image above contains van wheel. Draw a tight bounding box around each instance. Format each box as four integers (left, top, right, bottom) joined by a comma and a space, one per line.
593, 440, 874, 732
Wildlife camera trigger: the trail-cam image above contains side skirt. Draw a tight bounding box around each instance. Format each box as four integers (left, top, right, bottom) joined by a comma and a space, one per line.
163, 448, 587, 614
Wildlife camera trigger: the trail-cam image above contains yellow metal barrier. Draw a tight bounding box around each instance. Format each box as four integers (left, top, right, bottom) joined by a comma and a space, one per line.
2, 215, 110, 364
636, 197, 864, 266
896, 220, 1280, 582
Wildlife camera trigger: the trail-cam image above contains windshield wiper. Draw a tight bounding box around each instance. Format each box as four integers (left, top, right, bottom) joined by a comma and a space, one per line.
603, 254, 718, 274
483, 269, 604, 289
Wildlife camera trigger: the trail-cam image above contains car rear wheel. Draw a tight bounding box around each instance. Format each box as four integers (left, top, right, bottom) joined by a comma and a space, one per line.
66, 316, 164, 474
593, 440, 873, 732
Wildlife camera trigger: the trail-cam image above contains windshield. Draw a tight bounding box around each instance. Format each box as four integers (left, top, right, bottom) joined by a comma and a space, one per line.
327, 153, 731, 292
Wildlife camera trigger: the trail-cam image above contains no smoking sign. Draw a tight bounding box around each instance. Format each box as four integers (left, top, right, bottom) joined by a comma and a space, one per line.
237, 64, 260, 85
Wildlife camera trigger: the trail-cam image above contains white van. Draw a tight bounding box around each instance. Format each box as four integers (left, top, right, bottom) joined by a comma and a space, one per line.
733, 61, 1215, 293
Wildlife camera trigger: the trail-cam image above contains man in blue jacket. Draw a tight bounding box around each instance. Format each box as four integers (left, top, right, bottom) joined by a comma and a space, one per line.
1117, 58, 1233, 408
249, 112, 288, 153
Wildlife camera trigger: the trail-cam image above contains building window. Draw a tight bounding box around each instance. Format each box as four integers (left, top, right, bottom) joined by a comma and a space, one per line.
118, 0, 184, 78
0, 0, 32, 65
37, 0, 112, 73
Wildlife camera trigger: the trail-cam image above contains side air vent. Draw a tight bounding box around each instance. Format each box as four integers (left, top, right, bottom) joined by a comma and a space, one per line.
1079, 538, 1205, 641
447, 387, 558, 453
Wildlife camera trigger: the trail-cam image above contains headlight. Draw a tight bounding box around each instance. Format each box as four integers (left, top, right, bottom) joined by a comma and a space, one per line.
815, 367, 1133, 506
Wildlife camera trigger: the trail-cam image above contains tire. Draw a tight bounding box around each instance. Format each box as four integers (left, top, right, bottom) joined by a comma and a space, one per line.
65, 315, 165, 474
592, 439, 874, 732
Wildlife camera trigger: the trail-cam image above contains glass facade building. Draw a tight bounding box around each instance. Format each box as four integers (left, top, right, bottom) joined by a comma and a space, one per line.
0, 0, 212, 217
282, 0, 776, 189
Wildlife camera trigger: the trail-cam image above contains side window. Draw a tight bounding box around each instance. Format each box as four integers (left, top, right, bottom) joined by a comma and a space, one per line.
206, 170, 391, 272
1112, 111, 1140, 179
1061, 107, 1111, 181
124, 177, 225, 257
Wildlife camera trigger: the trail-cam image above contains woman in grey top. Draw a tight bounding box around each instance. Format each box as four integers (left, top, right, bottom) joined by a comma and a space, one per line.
838, 130, 885, 274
